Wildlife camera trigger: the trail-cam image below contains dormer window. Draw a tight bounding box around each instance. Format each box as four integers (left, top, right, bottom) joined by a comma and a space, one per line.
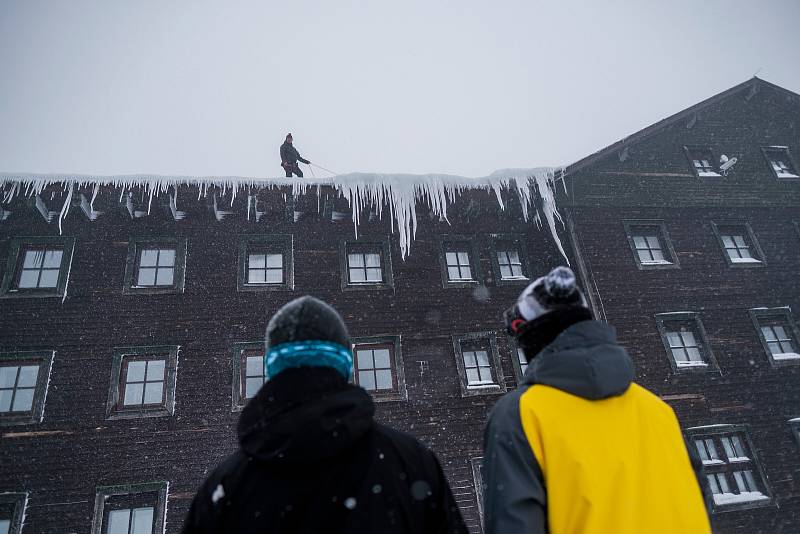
339, 236, 393, 290
623, 221, 679, 269
685, 147, 720, 177
124, 237, 187, 294
711, 222, 765, 267
0, 237, 75, 299
762, 147, 799, 179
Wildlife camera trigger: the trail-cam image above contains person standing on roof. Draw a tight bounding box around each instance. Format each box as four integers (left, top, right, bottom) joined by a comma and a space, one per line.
182, 296, 468, 534
482, 266, 711, 534
280, 133, 310, 177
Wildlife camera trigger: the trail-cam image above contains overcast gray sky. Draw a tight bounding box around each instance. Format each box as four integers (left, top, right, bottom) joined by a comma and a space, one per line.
1, 0, 798, 178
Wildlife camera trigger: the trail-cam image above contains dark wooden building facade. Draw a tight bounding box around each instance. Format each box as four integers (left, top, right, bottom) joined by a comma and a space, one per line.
1, 77, 798, 533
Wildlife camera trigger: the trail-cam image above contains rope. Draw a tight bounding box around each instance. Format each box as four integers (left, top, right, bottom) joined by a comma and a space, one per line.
310, 162, 339, 176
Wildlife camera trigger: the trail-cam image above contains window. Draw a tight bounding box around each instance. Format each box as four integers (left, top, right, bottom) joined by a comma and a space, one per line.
684, 146, 720, 177
470, 457, 485, 521
655, 313, 716, 373
91, 483, 167, 534
106, 346, 178, 419
0, 237, 75, 298
124, 237, 187, 294
687, 425, 771, 511
440, 237, 480, 287
0, 351, 54, 426
711, 222, 765, 267
750, 308, 800, 366
453, 332, 505, 396
517, 347, 528, 376
790, 418, 800, 449
339, 236, 393, 290
237, 235, 294, 291
0, 493, 26, 534
489, 235, 530, 284
352, 336, 406, 402
762, 146, 799, 179
231, 342, 267, 410
623, 221, 679, 269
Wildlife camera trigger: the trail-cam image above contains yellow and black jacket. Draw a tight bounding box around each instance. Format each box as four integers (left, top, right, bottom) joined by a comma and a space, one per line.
483, 320, 711, 534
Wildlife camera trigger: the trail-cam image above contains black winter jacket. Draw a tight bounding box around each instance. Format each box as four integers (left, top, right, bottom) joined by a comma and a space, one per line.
280, 141, 309, 166
182, 367, 467, 534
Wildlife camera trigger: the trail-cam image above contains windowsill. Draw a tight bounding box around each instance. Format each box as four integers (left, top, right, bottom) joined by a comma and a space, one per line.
701, 459, 725, 466
775, 173, 799, 179
713, 492, 769, 506
730, 258, 762, 264
698, 171, 722, 177
107, 406, 172, 420
727, 456, 751, 463
641, 260, 674, 266
676, 361, 708, 368
771, 352, 800, 361
467, 382, 499, 389
1, 288, 65, 298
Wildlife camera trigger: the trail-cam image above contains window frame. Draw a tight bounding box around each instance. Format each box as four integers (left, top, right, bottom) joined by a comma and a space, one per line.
654, 312, 719, 374
0, 492, 27, 534
439, 236, 482, 288
488, 234, 531, 285
470, 457, 485, 522
106, 346, 179, 420
230, 341, 267, 411
91, 482, 168, 534
0, 350, 54, 426
351, 335, 406, 402
710, 221, 766, 268
622, 220, 680, 270
761, 146, 799, 180
685, 425, 773, 513
749, 307, 800, 367
338, 236, 394, 291
790, 419, 800, 449
237, 234, 294, 292
452, 332, 505, 397
123, 237, 187, 294
0, 236, 75, 299
508, 336, 529, 384
683, 145, 721, 178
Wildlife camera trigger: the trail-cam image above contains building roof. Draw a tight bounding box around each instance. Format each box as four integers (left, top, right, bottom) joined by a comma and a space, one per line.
564, 77, 800, 178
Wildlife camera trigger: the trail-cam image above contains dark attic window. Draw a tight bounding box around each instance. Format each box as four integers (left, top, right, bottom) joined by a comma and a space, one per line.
351, 336, 406, 402
91, 482, 168, 534
0, 493, 26, 534
749, 308, 800, 367
687, 425, 772, 512
237, 235, 294, 292
452, 332, 505, 397
0, 237, 75, 299
762, 146, 799, 179
123, 237, 187, 294
0, 351, 54, 426
339, 236, 394, 291
655, 312, 717, 373
711, 222, 765, 267
106, 346, 179, 420
231, 342, 268, 410
684, 147, 721, 177
623, 221, 679, 270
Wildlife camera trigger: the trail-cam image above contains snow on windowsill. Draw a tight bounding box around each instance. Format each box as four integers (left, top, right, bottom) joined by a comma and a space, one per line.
775, 172, 799, 179
701, 459, 725, 466
641, 260, 673, 265
467, 382, 499, 389
676, 361, 708, 368
698, 171, 722, 177
0, 168, 566, 261
772, 352, 800, 361
730, 257, 762, 264
713, 491, 768, 506
727, 456, 751, 463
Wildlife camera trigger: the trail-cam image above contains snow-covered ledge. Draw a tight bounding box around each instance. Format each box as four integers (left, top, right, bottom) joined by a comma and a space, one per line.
0, 168, 566, 261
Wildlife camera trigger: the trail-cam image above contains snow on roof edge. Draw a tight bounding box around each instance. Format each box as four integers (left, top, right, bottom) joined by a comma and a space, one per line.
0, 168, 567, 261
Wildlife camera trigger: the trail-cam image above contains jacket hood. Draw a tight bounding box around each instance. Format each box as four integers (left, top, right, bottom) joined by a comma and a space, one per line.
524, 320, 634, 400
238, 366, 374, 465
